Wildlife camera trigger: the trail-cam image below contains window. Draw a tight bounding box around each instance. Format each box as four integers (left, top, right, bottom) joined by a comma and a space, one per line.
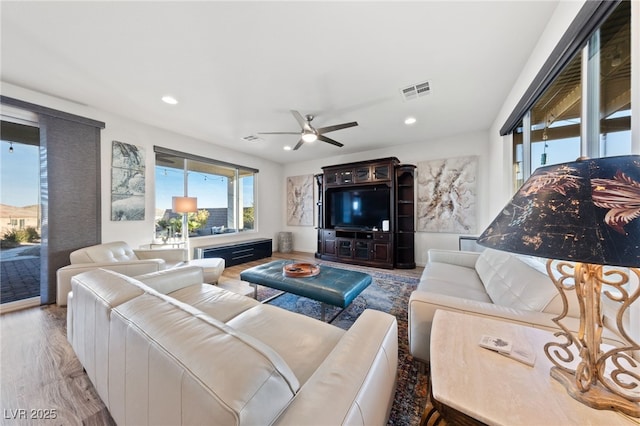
530, 52, 582, 171
154, 147, 257, 239
594, 1, 631, 157
506, 1, 631, 186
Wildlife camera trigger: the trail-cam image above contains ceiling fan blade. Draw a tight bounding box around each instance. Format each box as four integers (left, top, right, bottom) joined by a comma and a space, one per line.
317, 134, 344, 148
291, 110, 311, 130
316, 121, 358, 134
292, 139, 305, 151
257, 132, 301, 135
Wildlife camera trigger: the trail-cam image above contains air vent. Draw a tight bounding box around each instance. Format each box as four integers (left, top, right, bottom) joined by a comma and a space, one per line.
241, 135, 263, 143
401, 80, 431, 101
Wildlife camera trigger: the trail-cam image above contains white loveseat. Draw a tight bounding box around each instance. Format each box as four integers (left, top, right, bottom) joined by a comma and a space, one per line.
67, 266, 398, 425
56, 241, 187, 306
408, 248, 626, 363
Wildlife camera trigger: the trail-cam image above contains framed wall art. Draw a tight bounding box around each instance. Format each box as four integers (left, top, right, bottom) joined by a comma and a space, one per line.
111, 141, 145, 221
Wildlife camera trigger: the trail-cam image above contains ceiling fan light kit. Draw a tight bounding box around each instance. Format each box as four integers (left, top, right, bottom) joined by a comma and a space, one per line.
258, 110, 358, 150
302, 131, 318, 143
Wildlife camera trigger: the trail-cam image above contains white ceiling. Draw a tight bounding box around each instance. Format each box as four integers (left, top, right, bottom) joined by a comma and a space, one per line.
1, 1, 558, 164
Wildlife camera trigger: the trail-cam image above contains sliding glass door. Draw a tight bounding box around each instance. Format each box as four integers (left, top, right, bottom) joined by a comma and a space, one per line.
0, 115, 41, 308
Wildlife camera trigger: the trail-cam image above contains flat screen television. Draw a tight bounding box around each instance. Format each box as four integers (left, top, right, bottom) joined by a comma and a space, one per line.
326, 185, 390, 230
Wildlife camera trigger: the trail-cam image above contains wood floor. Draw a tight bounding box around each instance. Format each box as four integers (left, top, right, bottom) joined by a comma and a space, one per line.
0, 302, 115, 425
0, 251, 421, 425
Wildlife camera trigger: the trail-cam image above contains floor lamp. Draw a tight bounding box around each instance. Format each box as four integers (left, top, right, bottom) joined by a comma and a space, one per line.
172, 196, 197, 261
478, 155, 639, 417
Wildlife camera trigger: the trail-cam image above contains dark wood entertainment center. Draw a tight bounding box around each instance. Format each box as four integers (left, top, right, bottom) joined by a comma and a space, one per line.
316, 157, 416, 269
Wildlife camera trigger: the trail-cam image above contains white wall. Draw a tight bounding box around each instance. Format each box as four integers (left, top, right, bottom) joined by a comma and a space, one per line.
282, 130, 490, 266
1, 82, 284, 253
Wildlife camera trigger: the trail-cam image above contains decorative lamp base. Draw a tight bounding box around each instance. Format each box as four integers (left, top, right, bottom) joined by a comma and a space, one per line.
550, 367, 640, 417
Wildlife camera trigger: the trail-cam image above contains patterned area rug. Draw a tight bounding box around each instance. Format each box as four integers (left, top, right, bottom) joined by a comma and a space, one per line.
253, 261, 433, 426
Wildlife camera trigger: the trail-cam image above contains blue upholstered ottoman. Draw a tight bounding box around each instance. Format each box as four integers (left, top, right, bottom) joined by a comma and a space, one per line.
240, 260, 372, 321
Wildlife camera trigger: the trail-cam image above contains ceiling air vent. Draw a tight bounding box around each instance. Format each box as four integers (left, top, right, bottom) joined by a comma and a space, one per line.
241, 135, 263, 143
401, 80, 431, 101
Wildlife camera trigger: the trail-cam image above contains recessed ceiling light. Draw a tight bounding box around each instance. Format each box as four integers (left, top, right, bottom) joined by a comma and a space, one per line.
283, 146, 292, 151
404, 116, 417, 125
162, 95, 178, 105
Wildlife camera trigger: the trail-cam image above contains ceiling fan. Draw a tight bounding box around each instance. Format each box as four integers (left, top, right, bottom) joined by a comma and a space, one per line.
258, 110, 358, 150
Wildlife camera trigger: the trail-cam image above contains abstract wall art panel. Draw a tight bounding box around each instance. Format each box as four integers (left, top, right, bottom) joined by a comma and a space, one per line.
287, 174, 314, 226
417, 156, 477, 233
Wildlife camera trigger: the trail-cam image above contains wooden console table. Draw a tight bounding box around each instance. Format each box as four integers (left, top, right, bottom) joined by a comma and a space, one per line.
429, 310, 637, 425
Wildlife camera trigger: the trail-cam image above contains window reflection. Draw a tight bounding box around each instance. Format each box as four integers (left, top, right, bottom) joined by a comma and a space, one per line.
512, 1, 631, 188
155, 153, 257, 239
530, 53, 582, 171
598, 0, 631, 157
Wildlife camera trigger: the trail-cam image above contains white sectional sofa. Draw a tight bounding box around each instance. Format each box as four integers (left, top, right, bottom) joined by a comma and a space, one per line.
67, 266, 398, 425
56, 241, 187, 306
408, 248, 626, 363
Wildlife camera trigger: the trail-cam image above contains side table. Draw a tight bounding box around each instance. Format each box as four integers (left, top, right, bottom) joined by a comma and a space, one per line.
429, 310, 637, 425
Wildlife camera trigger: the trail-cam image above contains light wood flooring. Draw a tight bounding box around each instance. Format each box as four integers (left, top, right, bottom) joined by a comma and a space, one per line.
1, 301, 115, 425
0, 251, 422, 425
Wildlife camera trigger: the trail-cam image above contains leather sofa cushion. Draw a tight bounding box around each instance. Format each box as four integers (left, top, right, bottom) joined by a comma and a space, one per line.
228, 304, 345, 384
135, 266, 204, 294
171, 282, 356, 385
110, 289, 300, 425
418, 262, 491, 302
476, 249, 572, 315
70, 241, 139, 263
169, 283, 259, 323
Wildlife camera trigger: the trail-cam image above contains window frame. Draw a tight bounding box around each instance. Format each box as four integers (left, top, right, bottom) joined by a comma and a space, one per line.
501, 1, 621, 137
506, 0, 631, 183
154, 146, 258, 238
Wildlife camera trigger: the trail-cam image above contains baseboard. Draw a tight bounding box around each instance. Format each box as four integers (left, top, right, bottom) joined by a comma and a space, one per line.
0, 296, 40, 314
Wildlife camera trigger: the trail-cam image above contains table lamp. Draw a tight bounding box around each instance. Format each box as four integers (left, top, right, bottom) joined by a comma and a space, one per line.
172, 196, 198, 260
477, 155, 639, 417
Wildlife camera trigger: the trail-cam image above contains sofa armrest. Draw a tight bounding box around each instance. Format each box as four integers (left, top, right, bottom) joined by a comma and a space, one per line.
409, 290, 627, 364
428, 249, 480, 268
134, 248, 187, 263
56, 260, 164, 306
134, 266, 204, 294
408, 290, 577, 363
274, 309, 398, 426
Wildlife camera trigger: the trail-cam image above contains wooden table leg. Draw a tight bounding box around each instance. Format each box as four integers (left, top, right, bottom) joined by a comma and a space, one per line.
421, 374, 442, 426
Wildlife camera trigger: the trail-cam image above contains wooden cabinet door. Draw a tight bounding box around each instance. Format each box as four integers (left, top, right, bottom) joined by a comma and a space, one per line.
372, 163, 391, 181
336, 238, 354, 259
371, 241, 391, 263
324, 171, 338, 186
354, 166, 371, 183
322, 230, 337, 256
338, 169, 354, 184
353, 240, 371, 261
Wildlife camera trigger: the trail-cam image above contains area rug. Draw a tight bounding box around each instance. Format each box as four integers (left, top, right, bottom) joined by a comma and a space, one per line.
253, 261, 435, 426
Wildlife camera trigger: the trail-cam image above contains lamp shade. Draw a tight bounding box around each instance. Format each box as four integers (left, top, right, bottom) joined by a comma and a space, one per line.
477, 155, 640, 268
172, 196, 198, 213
